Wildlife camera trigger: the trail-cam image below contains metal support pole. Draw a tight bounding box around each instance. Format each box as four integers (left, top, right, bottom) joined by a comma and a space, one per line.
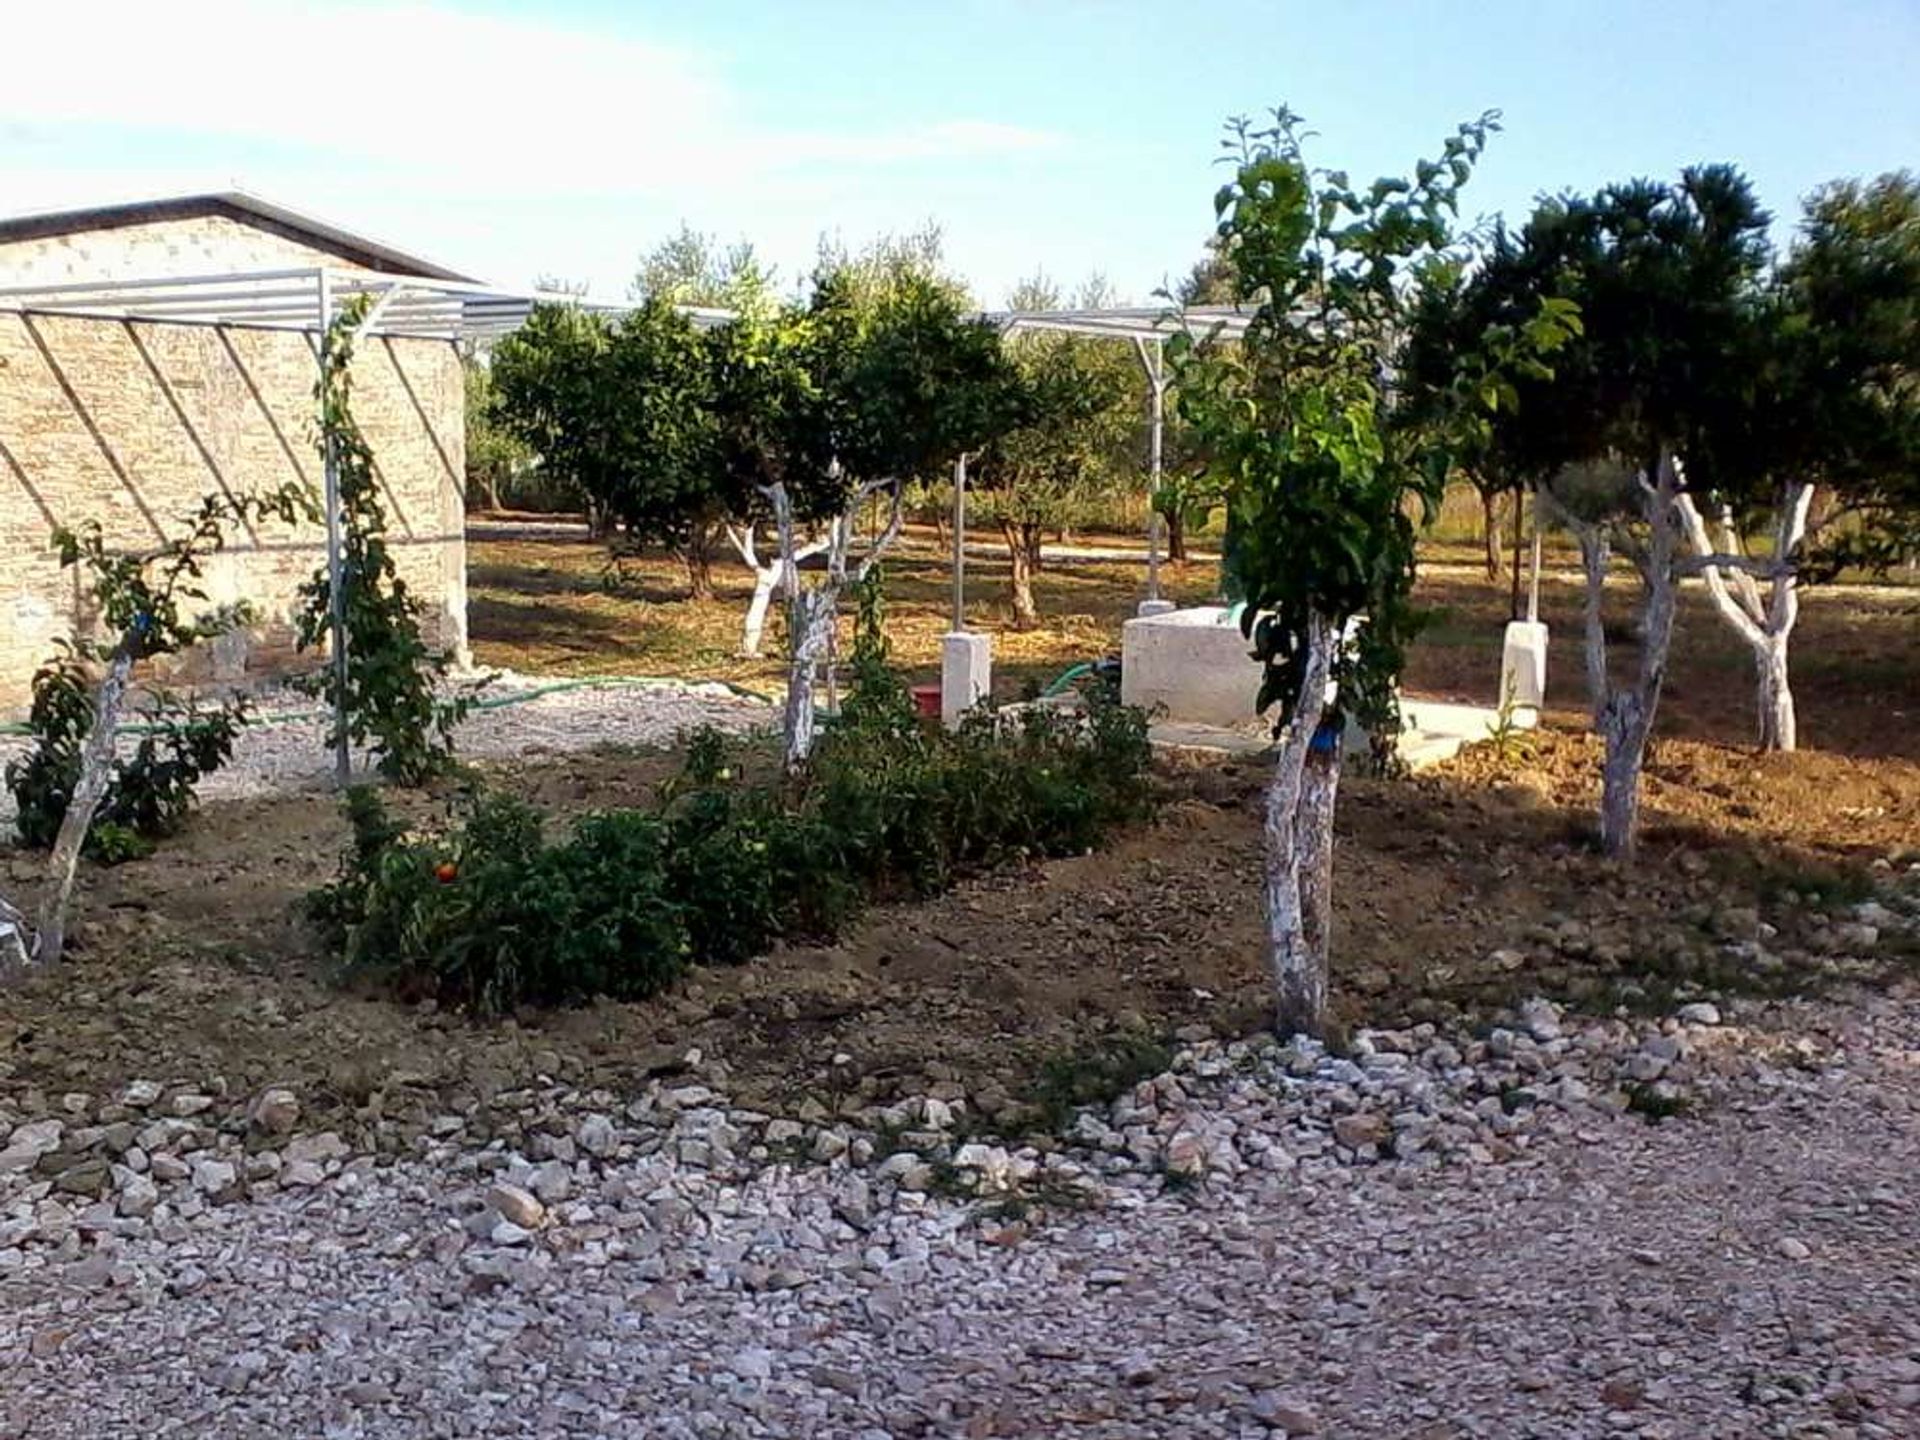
1147, 355, 1165, 604
1508, 486, 1525, 621
950, 453, 967, 632
1526, 496, 1543, 626
316, 269, 352, 787
1132, 335, 1166, 605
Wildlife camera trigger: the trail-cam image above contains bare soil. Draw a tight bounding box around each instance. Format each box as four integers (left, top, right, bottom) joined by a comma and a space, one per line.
3, 722, 1912, 1140
3, 527, 1913, 1136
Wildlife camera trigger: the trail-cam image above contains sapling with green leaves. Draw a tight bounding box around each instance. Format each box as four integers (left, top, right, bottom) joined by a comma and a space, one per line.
1, 484, 305, 979
297, 297, 469, 784
1172, 107, 1577, 1037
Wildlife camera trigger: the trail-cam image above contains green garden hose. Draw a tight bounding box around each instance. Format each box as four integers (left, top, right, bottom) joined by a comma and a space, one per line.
1040, 661, 1098, 698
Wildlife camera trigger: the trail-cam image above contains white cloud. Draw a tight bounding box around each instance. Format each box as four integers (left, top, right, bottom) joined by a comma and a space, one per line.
0, 1, 1078, 295
0, 0, 1063, 196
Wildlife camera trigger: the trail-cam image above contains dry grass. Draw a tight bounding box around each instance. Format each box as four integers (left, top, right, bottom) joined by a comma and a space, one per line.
468, 526, 1221, 701
470, 523, 1919, 763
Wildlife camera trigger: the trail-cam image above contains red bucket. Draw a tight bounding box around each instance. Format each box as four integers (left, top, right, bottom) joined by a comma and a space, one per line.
910, 682, 943, 719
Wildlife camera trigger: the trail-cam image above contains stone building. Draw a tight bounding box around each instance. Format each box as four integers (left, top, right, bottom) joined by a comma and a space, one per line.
0, 193, 476, 710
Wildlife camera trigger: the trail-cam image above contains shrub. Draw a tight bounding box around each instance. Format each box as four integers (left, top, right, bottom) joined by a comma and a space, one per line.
315, 665, 1156, 1016
5, 648, 247, 859
315, 789, 689, 1015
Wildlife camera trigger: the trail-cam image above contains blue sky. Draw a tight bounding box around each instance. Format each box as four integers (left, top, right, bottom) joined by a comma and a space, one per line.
4, 0, 1916, 303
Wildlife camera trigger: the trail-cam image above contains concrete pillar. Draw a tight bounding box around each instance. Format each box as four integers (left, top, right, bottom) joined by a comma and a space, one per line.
1500, 620, 1548, 718
941, 631, 991, 729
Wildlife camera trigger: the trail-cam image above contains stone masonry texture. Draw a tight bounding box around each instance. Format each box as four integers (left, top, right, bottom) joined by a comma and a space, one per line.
0, 212, 468, 711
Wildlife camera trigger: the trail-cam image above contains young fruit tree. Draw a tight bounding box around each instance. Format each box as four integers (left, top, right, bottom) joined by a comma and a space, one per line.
763, 264, 1023, 765
706, 301, 838, 658
1677, 171, 1920, 751
1457, 167, 1781, 850
1172, 107, 1577, 1037
298, 299, 469, 784
0, 487, 304, 980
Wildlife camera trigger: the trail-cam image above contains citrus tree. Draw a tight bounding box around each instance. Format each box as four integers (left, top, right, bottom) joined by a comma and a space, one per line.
1678, 171, 1919, 750
1173, 107, 1576, 1036
761, 264, 1021, 764
488, 299, 728, 596
1455, 168, 1813, 845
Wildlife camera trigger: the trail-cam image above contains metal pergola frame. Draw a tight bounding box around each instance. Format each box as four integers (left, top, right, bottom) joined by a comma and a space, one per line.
0, 265, 1250, 759
947, 304, 1254, 629
0, 266, 726, 783
0, 266, 731, 341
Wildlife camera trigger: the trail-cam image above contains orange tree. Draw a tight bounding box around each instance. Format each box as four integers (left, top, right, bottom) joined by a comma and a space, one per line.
1173, 107, 1575, 1036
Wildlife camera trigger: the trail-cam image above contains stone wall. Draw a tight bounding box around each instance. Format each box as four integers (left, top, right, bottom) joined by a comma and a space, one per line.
0, 211, 393, 286
0, 205, 471, 713
0, 312, 467, 711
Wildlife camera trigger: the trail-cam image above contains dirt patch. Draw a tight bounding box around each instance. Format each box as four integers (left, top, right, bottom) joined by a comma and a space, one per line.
3, 722, 1911, 1136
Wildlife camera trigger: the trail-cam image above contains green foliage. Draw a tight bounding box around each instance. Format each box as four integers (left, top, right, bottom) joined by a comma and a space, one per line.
1767, 172, 1920, 576
5, 650, 245, 859
6, 485, 302, 856
461, 354, 555, 512
1172, 106, 1575, 742
1437, 166, 1771, 493
809, 667, 1154, 896
298, 298, 466, 784
486, 304, 617, 515
491, 242, 1019, 595
313, 666, 1156, 1016
814, 264, 1025, 490
633, 222, 776, 311
314, 789, 689, 1014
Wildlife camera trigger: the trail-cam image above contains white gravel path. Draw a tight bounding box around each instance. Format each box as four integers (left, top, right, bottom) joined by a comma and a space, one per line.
0, 672, 775, 833
2, 988, 1915, 1439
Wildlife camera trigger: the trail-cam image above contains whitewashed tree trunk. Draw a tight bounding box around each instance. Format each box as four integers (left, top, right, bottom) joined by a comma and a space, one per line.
28, 645, 135, 972
1596, 453, 1684, 859
1676, 482, 1811, 752
1297, 729, 1341, 988
726, 522, 829, 659
742, 563, 778, 659
1264, 612, 1335, 1037
1571, 520, 1612, 729
781, 588, 831, 767
0, 893, 33, 981
762, 475, 906, 769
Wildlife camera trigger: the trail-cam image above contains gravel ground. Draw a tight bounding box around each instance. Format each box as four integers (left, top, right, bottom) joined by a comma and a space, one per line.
0, 672, 774, 832
2, 982, 1915, 1439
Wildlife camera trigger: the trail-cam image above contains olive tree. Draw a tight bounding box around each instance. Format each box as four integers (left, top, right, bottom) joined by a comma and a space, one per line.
1173, 106, 1575, 1036
973, 277, 1134, 626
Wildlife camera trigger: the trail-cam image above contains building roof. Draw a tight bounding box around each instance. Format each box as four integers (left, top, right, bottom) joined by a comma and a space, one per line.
0, 191, 479, 284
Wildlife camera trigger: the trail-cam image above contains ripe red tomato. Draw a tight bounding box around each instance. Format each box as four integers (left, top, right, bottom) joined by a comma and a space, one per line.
434, 861, 459, 884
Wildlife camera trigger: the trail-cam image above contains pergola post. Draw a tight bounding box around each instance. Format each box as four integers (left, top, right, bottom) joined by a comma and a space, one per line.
950, 452, 968, 632
1132, 335, 1174, 617
316, 268, 352, 787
